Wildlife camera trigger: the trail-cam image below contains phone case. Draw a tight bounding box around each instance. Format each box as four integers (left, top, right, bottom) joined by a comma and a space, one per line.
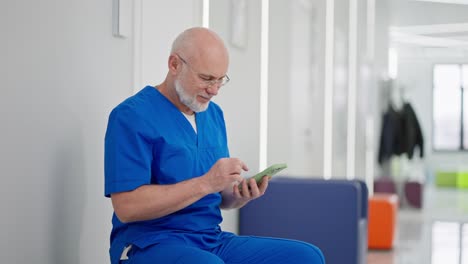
251, 163, 288, 183
238, 163, 287, 190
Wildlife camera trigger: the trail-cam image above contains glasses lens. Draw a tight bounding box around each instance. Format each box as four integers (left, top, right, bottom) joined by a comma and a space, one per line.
204, 76, 229, 87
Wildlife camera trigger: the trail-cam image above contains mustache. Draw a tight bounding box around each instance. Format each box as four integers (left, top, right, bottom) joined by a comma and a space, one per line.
198, 94, 212, 100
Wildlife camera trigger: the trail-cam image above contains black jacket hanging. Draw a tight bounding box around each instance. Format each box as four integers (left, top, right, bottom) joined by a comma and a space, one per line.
378, 102, 424, 165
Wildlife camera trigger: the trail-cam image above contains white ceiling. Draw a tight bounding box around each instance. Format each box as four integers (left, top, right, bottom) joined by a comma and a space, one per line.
413, 0, 468, 4
391, 1, 468, 49
391, 23, 468, 48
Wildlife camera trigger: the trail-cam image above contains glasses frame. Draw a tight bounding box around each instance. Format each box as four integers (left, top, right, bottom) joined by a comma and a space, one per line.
175, 53, 230, 88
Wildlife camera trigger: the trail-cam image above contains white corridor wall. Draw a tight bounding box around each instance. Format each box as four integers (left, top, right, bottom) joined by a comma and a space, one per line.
1, 0, 133, 263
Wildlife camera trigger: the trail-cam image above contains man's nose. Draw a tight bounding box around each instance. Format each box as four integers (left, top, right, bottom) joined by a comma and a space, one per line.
206, 83, 221, 95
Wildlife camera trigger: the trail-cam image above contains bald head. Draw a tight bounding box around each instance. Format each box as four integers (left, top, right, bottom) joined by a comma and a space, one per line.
170, 27, 229, 68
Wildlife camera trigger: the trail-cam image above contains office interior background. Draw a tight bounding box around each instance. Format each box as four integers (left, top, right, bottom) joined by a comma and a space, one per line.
1, 0, 468, 263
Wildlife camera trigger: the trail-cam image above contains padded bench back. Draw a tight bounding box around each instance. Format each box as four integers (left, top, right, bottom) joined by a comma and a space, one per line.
239, 177, 368, 264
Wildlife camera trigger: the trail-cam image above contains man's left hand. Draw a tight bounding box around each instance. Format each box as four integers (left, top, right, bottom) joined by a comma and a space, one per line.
220, 176, 270, 209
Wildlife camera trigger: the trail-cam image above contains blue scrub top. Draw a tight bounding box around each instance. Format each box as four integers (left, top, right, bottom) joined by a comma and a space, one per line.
104, 86, 233, 257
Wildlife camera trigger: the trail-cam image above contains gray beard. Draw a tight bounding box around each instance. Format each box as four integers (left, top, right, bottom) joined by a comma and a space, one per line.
175, 80, 209, 113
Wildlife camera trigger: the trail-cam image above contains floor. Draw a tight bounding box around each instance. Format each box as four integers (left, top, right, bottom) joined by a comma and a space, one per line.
367, 185, 468, 264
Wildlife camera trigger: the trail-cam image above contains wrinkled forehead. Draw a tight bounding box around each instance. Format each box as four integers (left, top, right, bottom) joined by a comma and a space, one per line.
188, 42, 229, 77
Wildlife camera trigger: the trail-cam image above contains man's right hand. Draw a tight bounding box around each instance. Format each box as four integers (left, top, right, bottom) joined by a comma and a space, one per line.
201, 158, 248, 193
111, 157, 248, 223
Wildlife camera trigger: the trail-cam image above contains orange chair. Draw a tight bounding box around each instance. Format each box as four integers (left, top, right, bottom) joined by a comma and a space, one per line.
368, 193, 398, 249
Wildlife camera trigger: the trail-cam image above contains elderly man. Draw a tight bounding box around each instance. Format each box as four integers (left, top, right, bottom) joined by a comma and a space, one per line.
105, 27, 325, 264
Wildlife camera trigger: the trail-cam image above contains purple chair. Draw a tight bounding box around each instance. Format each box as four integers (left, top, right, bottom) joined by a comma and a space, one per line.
404, 181, 423, 209
374, 177, 397, 194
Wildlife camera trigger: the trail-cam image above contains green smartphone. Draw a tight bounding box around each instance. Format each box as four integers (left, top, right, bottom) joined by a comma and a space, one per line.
239, 163, 287, 190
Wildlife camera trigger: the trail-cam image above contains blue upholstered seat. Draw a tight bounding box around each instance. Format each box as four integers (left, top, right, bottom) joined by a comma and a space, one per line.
239, 177, 368, 264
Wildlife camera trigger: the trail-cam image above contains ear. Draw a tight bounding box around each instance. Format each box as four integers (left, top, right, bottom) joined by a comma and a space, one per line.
168, 54, 180, 74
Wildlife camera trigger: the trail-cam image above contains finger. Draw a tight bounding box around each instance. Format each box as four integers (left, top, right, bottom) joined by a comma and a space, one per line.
232, 174, 243, 183
235, 179, 244, 191
249, 178, 261, 197
241, 179, 251, 198
233, 182, 242, 197
258, 176, 270, 194
231, 157, 249, 172
229, 161, 244, 175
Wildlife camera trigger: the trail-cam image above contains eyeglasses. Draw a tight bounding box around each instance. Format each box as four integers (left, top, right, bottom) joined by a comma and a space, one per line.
176, 53, 230, 87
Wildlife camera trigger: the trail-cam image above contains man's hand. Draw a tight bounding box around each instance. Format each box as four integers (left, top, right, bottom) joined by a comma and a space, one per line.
220, 175, 270, 209
201, 157, 248, 194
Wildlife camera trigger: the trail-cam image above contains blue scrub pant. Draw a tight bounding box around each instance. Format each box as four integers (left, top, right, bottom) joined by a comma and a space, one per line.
120, 235, 325, 264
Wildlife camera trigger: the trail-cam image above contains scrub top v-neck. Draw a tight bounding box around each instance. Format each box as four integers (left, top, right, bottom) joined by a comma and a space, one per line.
104, 86, 232, 257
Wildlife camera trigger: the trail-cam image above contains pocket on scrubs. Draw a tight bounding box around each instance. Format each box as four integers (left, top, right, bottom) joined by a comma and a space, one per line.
158, 147, 196, 183
199, 147, 229, 166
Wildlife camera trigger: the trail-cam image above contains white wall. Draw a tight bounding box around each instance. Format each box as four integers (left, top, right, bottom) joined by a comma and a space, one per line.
1, 0, 133, 263
287, 0, 326, 177
136, 0, 203, 91
355, 0, 375, 181
267, 0, 292, 168
268, 0, 379, 182
332, 0, 350, 177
